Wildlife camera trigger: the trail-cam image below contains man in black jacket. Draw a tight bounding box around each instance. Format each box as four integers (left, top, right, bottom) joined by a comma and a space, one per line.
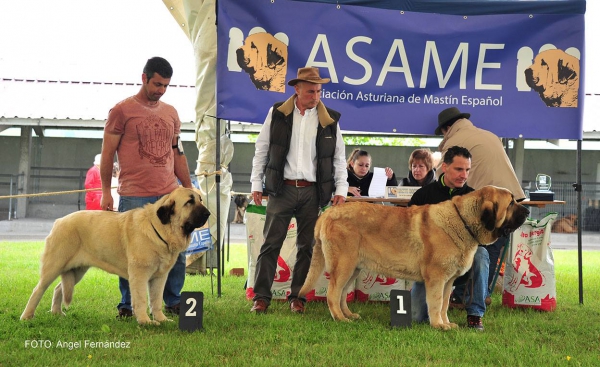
409, 146, 489, 331
249, 67, 348, 314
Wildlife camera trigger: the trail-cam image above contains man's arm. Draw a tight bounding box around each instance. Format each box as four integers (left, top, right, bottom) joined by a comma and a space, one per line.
331, 123, 348, 205
250, 108, 273, 206
100, 132, 120, 210
172, 135, 192, 188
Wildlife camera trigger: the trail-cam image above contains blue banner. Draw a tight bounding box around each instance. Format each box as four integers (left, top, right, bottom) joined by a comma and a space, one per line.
217, 0, 584, 139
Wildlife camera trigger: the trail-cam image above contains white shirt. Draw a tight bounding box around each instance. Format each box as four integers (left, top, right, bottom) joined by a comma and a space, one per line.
250, 100, 348, 197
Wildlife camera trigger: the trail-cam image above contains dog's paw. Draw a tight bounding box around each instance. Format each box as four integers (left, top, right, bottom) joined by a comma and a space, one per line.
20, 313, 34, 320
346, 312, 361, 320
136, 316, 156, 325
431, 322, 456, 331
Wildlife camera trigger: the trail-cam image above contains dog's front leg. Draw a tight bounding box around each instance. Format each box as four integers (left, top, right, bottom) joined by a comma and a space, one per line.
424, 279, 456, 331
441, 282, 458, 329
148, 273, 170, 323
128, 269, 157, 325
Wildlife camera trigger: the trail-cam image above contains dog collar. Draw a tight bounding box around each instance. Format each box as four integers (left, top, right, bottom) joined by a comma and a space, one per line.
453, 202, 478, 242
150, 222, 169, 246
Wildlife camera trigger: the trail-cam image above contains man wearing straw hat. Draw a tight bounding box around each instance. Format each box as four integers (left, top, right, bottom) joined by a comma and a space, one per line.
249, 67, 348, 314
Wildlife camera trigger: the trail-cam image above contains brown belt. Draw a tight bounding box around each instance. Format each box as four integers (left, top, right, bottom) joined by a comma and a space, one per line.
283, 179, 314, 187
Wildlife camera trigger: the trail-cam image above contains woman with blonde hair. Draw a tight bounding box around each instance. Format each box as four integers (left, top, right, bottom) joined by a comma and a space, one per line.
346, 148, 397, 197
400, 148, 436, 187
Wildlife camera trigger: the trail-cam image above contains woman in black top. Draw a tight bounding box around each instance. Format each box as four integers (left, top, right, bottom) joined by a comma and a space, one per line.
346, 148, 397, 197
400, 148, 436, 187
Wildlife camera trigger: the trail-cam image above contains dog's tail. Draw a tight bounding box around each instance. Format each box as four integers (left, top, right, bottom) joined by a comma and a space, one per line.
298, 221, 326, 298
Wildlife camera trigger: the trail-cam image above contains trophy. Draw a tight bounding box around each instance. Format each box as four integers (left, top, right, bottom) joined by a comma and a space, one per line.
530, 173, 554, 201
535, 174, 552, 192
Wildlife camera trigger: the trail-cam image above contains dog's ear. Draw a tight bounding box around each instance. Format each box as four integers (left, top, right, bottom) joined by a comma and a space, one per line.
481, 200, 498, 231
157, 201, 175, 225
266, 43, 285, 68
558, 58, 577, 84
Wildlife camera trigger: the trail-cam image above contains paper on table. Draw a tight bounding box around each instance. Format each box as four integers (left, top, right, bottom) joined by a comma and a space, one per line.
368, 167, 387, 198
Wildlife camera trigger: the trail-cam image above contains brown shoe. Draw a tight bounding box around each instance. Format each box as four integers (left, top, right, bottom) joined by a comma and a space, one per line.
290, 298, 305, 314
250, 299, 268, 314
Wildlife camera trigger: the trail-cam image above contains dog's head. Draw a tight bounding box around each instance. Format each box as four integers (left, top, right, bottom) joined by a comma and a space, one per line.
233, 194, 249, 208
455, 186, 529, 244
236, 32, 288, 93
156, 187, 211, 237
524, 49, 580, 107
477, 186, 529, 239
564, 214, 578, 225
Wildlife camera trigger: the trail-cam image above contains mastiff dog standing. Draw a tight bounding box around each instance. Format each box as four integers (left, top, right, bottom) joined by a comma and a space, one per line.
21, 187, 210, 325
299, 186, 529, 330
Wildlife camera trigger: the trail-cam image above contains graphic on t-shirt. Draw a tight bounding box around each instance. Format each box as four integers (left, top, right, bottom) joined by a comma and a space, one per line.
136, 115, 171, 166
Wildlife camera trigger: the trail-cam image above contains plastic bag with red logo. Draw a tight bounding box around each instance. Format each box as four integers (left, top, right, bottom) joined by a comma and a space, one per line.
502, 213, 558, 311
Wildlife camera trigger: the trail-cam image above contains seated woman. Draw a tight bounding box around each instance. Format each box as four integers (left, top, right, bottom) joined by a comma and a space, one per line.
400, 148, 436, 187
346, 148, 397, 197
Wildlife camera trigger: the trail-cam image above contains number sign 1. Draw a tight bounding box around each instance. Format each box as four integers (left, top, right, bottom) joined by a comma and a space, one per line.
390, 289, 412, 328
179, 291, 204, 332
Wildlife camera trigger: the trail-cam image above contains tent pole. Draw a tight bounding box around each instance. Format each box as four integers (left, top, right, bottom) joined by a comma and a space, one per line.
216, 118, 222, 297
576, 139, 583, 304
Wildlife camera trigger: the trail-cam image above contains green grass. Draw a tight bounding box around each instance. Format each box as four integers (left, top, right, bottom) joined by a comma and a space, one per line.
1, 241, 599, 367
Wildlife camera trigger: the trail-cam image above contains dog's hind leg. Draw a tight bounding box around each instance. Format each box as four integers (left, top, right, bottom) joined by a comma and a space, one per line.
21, 246, 69, 320
21, 270, 63, 320
326, 250, 360, 322
52, 267, 89, 315
340, 269, 361, 320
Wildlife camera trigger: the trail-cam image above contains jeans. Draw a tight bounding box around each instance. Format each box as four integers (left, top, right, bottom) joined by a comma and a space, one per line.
486, 236, 508, 291
412, 246, 490, 322
116, 195, 186, 310
253, 185, 319, 305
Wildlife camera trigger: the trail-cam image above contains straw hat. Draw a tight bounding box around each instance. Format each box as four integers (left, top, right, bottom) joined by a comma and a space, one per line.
287, 67, 330, 86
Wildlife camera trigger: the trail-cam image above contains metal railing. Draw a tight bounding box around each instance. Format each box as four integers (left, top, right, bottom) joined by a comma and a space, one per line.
524, 180, 600, 231
0, 173, 24, 220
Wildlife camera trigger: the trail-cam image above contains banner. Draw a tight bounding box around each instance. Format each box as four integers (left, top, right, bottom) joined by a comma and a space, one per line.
217, 0, 584, 139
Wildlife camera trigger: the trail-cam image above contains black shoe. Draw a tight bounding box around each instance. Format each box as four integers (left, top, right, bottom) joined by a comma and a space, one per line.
116, 308, 133, 319
165, 303, 180, 316
467, 315, 484, 331
448, 292, 465, 310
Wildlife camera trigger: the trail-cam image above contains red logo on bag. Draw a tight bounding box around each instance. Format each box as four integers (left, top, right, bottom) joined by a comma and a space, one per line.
507, 244, 544, 291
273, 256, 291, 282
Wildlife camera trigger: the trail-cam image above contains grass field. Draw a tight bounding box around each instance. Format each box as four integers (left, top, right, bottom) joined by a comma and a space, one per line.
1, 241, 599, 367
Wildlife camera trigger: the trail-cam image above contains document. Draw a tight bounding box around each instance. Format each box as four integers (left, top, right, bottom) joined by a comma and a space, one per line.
368, 167, 387, 198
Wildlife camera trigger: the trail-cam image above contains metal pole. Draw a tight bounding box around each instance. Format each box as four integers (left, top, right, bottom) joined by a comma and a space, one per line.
8, 175, 14, 220
576, 139, 583, 304
216, 118, 222, 297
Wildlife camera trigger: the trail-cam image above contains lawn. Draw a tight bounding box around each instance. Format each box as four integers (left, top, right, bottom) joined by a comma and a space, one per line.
1, 241, 598, 367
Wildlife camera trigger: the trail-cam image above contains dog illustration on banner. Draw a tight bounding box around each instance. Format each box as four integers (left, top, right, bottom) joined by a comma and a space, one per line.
232, 27, 289, 93
506, 243, 545, 292
523, 47, 580, 107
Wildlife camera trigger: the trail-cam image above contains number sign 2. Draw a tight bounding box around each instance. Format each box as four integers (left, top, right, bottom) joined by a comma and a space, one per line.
179, 292, 204, 332
390, 289, 412, 328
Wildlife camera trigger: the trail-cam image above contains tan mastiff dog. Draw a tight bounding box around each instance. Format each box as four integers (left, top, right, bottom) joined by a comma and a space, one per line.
21, 187, 210, 325
299, 186, 529, 330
